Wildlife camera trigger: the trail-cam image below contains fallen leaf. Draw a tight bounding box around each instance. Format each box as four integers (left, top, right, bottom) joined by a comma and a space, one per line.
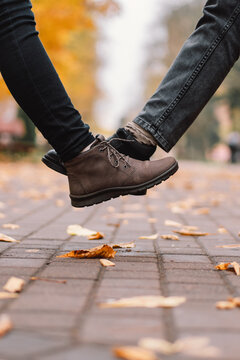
31, 277, 67, 284
25, 249, 40, 253
67, 225, 98, 237
139, 338, 179, 355
0, 292, 18, 299
173, 229, 209, 237
215, 262, 240, 275
100, 259, 115, 267
112, 242, 135, 249
0, 314, 13, 338
216, 301, 236, 310
113, 346, 157, 360
232, 261, 240, 276
57, 245, 116, 259
216, 244, 240, 249
107, 223, 120, 228
2, 224, 19, 230
3, 277, 25, 293
218, 227, 228, 234
88, 232, 104, 240
231, 297, 240, 306
160, 234, 179, 241
0, 233, 20, 243
164, 220, 182, 228
139, 234, 158, 240
194, 208, 210, 215
99, 295, 186, 309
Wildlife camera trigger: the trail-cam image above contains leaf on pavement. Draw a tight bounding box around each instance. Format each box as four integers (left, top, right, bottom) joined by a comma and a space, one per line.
57, 244, 116, 259
113, 346, 157, 360
193, 208, 210, 215
100, 259, 115, 267
139, 234, 158, 240
3, 277, 25, 293
112, 242, 135, 249
67, 224, 99, 237
2, 224, 19, 230
173, 229, 209, 237
216, 244, 240, 249
164, 220, 182, 228
0, 292, 18, 299
25, 249, 40, 253
216, 301, 236, 310
139, 338, 179, 355
215, 262, 240, 275
99, 295, 186, 309
161, 234, 179, 241
218, 227, 228, 234
0, 233, 20, 243
31, 277, 67, 284
0, 315, 13, 338
88, 232, 104, 240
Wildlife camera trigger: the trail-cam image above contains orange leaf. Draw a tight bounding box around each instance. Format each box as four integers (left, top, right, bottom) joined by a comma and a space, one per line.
161, 234, 179, 241
173, 229, 209, 237
57, 245, 116, 259
215, 262, 231, 271
113, 346, 157, 360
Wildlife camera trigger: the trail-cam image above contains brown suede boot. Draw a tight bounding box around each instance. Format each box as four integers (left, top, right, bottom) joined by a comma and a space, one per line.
64, 135, 178, 207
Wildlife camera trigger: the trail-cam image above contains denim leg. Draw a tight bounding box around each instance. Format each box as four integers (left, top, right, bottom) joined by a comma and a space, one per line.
134, 0, 240, 152
0, 0, 94, 161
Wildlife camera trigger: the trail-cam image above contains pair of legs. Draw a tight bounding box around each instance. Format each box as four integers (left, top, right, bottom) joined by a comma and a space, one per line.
0, 0, 239, 206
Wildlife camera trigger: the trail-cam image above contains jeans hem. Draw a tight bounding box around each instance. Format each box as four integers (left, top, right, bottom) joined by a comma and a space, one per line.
60, 133, 95, 162
134, 117, 171, 152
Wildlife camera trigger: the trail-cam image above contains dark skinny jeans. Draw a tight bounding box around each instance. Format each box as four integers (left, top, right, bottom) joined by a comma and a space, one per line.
0, 0, 94, 162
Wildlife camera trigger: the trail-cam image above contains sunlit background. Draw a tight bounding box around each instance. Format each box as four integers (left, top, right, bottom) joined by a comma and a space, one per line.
0, 0, 240, 163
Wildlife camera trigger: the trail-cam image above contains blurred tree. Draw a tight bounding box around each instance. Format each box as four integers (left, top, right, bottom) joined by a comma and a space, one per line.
0, 0, 119, 130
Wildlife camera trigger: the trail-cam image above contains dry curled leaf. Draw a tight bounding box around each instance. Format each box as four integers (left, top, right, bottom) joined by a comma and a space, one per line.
2, 224, 19, 230
58, 244, 116, 259
31, 277, 67, 284
164, 220, 182, 228
67, 224, 98, 237
0, 292, 18, 299
0, 314, 13, 338
112, 242, 135, 249
0, 233, 20, 243
139, 234, 158, 240
215, 262, 240, 275
173, 229, 209, 237
100, 259, 115, 267
161, 234, 179, 241
113, 346, 157, 360
216, 244, 240, 249
99, 295, 186, 309
3, 277, 25, 293
88, 232, 104, 240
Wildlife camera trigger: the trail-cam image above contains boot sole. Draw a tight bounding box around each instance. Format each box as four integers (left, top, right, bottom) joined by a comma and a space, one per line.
41, 153, 146, 196
70, 161, 179, 208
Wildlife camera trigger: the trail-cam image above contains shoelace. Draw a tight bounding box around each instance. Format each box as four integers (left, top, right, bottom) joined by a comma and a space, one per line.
98, 138, 134, 169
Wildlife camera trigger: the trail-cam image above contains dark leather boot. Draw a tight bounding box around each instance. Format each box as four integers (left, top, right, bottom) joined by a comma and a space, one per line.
64, 135, 178, 207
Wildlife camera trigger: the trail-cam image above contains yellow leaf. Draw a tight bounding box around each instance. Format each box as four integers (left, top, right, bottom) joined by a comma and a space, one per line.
139, 234, 158, 240
67, 224, 97, 237
57, 245, 116, 259
216, 301, 236, 310
88, 232, 104, 240
0, 315, 13, 339
25, 249, 40, 253
99, 296, 186, 309
216, 244, 240, 249
100, 259, 115, 267
3, 277, 25, 293
113, 346, 157, 360
164, 220, 182, 228
2, 224, 19, 230
173, 229, 209, 237
217, 227, 228, 234
112, 242, 135, 249
0, 233, 20, 243
161, 234, 179, 241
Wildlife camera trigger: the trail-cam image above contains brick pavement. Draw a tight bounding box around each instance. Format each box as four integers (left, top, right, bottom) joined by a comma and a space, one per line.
0, 161, 240, 359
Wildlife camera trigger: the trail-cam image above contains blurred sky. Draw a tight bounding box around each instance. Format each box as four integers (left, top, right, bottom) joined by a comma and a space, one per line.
95, 0, 190, 132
